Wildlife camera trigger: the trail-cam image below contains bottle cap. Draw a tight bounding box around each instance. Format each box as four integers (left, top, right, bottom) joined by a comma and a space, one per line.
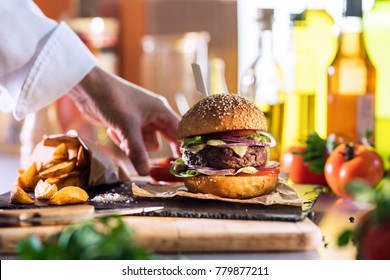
290, 12, 306, 22
257, 9, 273, 31
344, 0, 362, 17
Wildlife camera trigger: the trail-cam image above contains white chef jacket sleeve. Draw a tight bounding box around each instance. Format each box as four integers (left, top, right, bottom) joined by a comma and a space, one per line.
0, 0, 97, 120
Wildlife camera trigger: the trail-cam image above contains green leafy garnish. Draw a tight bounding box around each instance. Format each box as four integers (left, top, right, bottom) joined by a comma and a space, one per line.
338, 178, 390, 248
361, 129, 374, 148
337, 230, 355, 247
295, 131, 336, 173
16, 216, 155, 260
241, 134, 269, 142
170, 158, 261, 178
182, 136, 205, 148
170, 158, 193, 177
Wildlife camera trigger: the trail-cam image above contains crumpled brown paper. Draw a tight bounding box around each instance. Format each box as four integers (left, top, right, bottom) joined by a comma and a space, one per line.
28, 131, 131, 188
132, 177, 303, 207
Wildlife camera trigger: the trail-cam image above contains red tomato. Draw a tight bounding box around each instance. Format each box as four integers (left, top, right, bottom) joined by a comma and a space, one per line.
281, 146, 327, 185
236, 168, 280, 177
149, 158, 183, 183
360, 213, 390, 260
324, 143, 384, 197
210, 129, 259, 138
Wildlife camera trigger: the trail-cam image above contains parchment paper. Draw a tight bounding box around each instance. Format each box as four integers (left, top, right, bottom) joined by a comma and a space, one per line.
28, 131, 131, 188
132, 177, 303, 207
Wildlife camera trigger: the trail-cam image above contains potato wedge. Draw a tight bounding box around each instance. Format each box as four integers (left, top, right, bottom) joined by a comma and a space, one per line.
39, 161, 75, 178
52, 143, 69, 160
35, 180, 58, 200
18, 161, 38, 190
56, 174, 85, 189
45, 171, 84, 189
10, 185, 34, 204
39, 161, 55, 172
76, 145, 89, 169
45, 177, 61, 185
48, 186, 89, 205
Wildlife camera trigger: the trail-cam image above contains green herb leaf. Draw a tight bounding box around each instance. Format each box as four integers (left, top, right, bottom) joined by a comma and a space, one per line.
183, 136, 205, 148
338, 178, 390, 253
299, 131, 333, 173
16, 216, 155, 260
338, 229, 354, 247
241, 133, 269, 142
344, 180, 376, 203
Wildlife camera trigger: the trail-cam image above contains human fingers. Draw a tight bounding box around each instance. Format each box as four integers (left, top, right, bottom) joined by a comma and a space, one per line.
109, 125, 150, 176
107, 128, 121, 147
170, 141, 181, 158
153, 110, 180, 144
142, 128, 161, 152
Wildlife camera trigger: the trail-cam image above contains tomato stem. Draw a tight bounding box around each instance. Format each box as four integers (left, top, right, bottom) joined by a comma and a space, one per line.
344, 143, 355, 161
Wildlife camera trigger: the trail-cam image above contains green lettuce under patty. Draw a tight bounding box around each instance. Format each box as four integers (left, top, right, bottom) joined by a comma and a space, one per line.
170, 158, 259, 178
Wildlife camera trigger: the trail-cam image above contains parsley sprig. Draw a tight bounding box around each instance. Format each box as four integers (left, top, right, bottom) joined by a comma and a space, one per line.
16, 216, 155, 260
294, 131, 336, 173
338, 178, 390, 248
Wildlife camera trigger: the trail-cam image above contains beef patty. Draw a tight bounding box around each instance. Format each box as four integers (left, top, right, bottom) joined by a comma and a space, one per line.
183, 146, 268, 169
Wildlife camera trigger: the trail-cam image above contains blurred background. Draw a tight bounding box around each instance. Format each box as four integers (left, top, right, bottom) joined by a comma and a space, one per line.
1, 0, 389, 179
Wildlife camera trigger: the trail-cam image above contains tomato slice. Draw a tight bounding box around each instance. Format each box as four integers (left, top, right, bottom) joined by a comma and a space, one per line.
210, 130, 259, 138
149, 157, 183, 182
236, 168, 280, 177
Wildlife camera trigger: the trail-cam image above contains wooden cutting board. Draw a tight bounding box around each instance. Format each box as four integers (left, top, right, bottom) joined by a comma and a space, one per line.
0, 215, 322, 253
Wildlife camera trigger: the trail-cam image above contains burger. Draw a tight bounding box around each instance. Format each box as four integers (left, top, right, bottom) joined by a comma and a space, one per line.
170, 93, 280, 199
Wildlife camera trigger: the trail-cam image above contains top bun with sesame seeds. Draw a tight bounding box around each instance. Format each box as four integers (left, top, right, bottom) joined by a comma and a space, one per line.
177, 93, 268, 140
171, 93, 280, 199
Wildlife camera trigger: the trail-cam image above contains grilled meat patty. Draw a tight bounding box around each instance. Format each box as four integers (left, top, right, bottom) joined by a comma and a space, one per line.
183, 146, 268, 169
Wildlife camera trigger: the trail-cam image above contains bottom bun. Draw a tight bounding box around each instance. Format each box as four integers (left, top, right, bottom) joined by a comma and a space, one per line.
183, 174, 278, 199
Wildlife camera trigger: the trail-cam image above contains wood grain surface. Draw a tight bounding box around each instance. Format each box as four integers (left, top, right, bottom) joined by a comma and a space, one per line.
0, 215, 322, 254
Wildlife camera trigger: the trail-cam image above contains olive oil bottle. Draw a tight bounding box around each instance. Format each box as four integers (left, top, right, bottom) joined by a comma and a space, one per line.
282, 7, 337, 150
364, 0, 390, 168
327, 0, 376, 142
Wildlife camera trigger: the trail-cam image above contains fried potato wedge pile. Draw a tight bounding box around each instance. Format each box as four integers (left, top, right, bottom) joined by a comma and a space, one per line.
10, 143, 90, 205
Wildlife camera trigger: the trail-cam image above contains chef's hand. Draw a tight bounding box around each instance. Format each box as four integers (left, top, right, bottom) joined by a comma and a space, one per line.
69, 66, 181, 176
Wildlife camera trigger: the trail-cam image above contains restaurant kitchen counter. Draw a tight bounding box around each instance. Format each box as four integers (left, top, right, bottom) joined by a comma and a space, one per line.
0, 153, 367, 260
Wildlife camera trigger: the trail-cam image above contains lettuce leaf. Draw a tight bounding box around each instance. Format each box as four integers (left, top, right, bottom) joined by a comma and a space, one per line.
170, 158, 259, 178
182, 136, 205, 148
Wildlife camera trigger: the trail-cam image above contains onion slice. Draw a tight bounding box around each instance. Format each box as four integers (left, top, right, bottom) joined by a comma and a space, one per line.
186, 163, 279, 176
258, 131, 277, 147
257, 160, 280, 170
195, 167, 236, 175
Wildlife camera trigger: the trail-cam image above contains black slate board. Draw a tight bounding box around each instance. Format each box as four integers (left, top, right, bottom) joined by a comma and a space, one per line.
0, 182, 322, 222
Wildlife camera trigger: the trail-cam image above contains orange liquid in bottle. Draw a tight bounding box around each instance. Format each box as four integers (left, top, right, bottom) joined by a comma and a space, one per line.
327, 4, 375, 142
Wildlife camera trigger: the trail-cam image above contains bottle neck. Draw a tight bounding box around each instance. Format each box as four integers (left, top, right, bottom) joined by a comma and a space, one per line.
259, 30, 273, 56
339, 16, 366, 56
341, 16, 362, 33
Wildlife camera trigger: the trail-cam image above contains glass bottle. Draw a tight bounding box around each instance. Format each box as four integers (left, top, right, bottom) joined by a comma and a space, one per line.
305, 7, 338, 138
364, 0, 390, 169
280, 7, 337, 152
240, 9, 284, 160
327, 0, 375, 142
282, 12, 316, 151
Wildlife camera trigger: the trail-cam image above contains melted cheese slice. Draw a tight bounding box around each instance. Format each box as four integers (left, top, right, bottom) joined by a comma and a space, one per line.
229, 146, 248, 157
187, 140, 248, 158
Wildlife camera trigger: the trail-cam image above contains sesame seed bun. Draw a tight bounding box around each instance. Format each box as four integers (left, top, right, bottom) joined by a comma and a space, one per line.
177, 93, 267, 140
183, 173, 278, 199
175, 93, 278, 199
